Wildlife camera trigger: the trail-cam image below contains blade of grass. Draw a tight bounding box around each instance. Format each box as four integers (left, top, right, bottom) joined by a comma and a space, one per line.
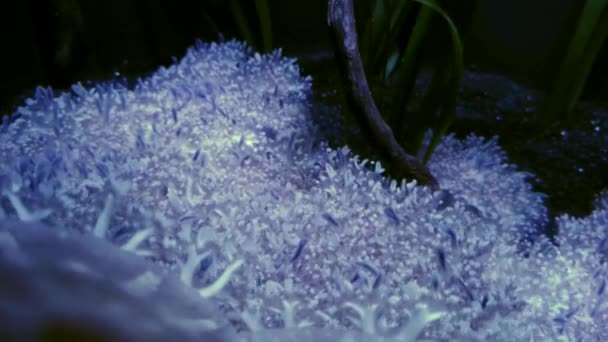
389, 0, 411, 31
360, 0, 387, 67
562, 8, 608, 118
389, 3, 434, 129
373, 1, 416, 78
229, 0, 256, 49
360, 0, 415, 78
254, 0, 273, 52
541, 0, 608, 120
378, 1, 416, 79
422, 65, 460, 164
408, 60, 450, 155
412, 0, 463, 163
385, 50, 401, 79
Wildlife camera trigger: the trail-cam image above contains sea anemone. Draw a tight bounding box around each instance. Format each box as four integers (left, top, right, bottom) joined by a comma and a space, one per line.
0, 40, 606, 341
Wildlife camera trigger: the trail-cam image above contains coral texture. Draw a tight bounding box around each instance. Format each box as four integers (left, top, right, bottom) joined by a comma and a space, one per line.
0, 41, 606, 341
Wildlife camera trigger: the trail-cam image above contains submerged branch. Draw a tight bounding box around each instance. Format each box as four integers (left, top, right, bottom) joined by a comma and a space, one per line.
327, 0, 439, 190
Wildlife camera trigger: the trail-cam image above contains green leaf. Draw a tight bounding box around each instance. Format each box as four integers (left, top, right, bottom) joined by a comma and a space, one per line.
541, 0, 608, 121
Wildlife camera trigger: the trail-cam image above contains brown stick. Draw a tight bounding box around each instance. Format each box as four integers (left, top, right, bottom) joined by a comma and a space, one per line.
327, 0, 439, 190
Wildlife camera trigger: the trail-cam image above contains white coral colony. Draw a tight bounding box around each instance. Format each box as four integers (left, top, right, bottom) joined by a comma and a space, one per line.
0, 40, 606, 341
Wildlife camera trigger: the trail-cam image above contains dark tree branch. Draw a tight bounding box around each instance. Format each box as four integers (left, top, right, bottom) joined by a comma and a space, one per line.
327, 0, 439, 190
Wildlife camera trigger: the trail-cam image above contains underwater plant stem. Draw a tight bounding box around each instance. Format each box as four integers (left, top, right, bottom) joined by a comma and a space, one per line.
328, 0, 440, 190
